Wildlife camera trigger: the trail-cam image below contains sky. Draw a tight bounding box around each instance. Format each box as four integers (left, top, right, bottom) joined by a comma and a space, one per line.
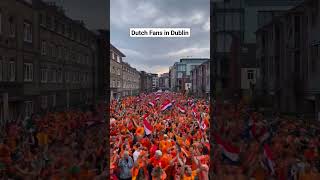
43, 0, 210, 75
111, 0, 210, 74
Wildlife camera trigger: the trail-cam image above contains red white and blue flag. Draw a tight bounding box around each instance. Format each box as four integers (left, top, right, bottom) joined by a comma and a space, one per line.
213, 133, 240, 162
143, 114, 153, 135
148, 101, 155, 107
160, 100, 172, 111
263, 144, 275, 175
177, 104, 186, 113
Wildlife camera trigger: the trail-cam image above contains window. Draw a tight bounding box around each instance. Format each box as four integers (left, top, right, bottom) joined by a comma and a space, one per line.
40, 68, 47, 83
112, 80, 115, 88
247, 70, 254, 80
111, 51, 115, 60
25, 101, 33, 117
41, 41, 46, 55
48, 69, 53, 82
41, 96, 48, 109
48, 43, 52, 57
39, 13, 45, 26
9, 60, 15, 82
23, 63, 33, 82
23, 22, 32, 43
9, 16, 15, 37
117, 81, 121, 88
117, 69, 121, 76
117, 56, 121, 63
46, 15, 51, 29
65, 71, 69, 82
57, 69, 62, 83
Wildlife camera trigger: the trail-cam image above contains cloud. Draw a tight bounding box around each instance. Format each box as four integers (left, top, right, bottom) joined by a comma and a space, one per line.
166, 47, 210, 59
111, 0, 210, 74
202, 17, 210, 32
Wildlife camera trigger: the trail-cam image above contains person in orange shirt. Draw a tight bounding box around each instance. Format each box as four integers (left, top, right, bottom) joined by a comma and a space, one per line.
159, 134, 172, 153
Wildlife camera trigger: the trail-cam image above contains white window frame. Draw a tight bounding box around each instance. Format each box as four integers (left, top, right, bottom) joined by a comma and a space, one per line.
40, 68, 47, 83
9, 16, 15, 38
25, 101, 33, 117
23, 21, 32, 43
65, 71, 69, 82
41, 41, 46, 55
247, 70, 254, 80
9, 60, 15, 82
23, 63, 33, 82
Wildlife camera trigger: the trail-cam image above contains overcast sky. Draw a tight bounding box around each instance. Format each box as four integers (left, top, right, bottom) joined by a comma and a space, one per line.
43, 0, 209, 75
111, 0, 210, 74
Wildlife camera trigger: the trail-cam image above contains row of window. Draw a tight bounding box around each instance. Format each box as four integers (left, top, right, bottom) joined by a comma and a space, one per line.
110, 51, 121, 63
41, 41, 90, 65
39, 12, 90, 45
110, 66, 121, 76
0, 57, 91, 83
24, 95, 56, 117
0, 59, 16, 82
0, 13, 16, 38
41, 69, 91, 84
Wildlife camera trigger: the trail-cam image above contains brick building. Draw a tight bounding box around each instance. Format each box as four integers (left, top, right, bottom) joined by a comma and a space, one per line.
0, 0, 100, 125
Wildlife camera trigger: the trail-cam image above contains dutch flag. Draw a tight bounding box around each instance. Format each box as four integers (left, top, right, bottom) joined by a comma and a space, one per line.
263, 144, 275, 175
155, 95, 160, 101
192, 107, 198, 118
214, 133, 240, 163
259, 128, 271, 144
177, 104, 186, 114
148, 101, 155, 107
160, 101, 172, 111
143, 114, 153, 135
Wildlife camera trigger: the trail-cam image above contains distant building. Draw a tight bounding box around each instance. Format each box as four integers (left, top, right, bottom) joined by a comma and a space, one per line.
140, 71, 153, 93
256, 0, 320, 119
191, 60, 210, 98
150, 73, 159, 90
211, 0, 302, 99
121, 62, 140, 96
159, 73, 170, 90
110, 44, 124, 100
169, 58, 209, 92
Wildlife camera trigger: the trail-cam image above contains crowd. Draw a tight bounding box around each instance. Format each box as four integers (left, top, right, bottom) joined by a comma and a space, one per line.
0, 104, 108, 179
211, 101, 320, 180
0, 90, 319, 180
110, 92, 210, 180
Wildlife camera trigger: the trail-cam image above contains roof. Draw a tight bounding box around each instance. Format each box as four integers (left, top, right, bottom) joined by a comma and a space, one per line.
110, 44, 126, 57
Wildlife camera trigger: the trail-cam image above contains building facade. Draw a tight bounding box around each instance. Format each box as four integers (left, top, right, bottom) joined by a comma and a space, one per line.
190, 60, 210, 98
110, 44, 124, 100
0, 0, 99, 126
150, 73, 159, 90
140, 71, 153, 93
170, 58, 208, 92
256, 0, 320, 119
211, 0, 302, 99
159, 73, 170, 90
121, 62, 140, 97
